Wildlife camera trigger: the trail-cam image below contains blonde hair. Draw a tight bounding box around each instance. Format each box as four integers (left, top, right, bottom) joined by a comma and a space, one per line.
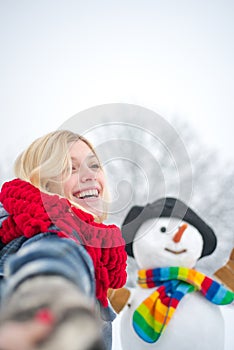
14, 130, 108, 221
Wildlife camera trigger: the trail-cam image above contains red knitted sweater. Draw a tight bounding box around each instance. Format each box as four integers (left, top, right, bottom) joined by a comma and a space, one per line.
0, 179, 127, 307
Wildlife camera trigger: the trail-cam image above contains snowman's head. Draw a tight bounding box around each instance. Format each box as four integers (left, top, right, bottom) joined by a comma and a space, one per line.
132, 217, 203, 269
122, 198, 217, 268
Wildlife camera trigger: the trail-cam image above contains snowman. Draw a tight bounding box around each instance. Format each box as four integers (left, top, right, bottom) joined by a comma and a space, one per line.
118, 197, 234, 350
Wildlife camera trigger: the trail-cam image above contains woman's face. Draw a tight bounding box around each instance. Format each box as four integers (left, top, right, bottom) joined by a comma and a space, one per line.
52, 140, 106, 218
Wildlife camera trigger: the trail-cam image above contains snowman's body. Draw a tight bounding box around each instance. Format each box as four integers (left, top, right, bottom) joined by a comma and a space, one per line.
120, 215, 226, 350
120, 286, 224, 350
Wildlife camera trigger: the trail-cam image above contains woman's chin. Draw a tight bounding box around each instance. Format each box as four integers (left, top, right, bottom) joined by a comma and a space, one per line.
73, 197, 105, 218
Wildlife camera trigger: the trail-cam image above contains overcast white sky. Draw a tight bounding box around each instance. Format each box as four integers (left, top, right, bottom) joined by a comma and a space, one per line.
0, 1, 234, 347
0, 0, 234, 183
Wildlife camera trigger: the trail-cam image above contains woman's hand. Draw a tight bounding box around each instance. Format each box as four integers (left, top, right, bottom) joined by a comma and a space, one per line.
0, 318, 53, 350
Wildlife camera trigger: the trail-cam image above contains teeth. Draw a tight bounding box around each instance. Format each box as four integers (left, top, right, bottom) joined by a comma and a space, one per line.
76, 189, 99, 199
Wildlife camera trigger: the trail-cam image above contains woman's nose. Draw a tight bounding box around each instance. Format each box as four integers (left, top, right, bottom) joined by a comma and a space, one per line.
80, 168, 97, 182
172, 224, 188, 243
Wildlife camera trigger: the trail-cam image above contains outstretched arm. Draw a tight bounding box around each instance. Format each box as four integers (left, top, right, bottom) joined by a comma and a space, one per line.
0, 234, 104, 350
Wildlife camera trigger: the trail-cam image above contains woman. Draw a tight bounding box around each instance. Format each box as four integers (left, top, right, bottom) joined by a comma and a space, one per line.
0, 130, 127, 350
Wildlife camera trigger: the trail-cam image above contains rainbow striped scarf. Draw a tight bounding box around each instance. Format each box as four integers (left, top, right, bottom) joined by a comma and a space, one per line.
133, 267, 234, 343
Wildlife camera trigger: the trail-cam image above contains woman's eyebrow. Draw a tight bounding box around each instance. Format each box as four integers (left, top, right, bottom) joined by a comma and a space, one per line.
71, 154, 97, 163
87, 154, 98, 160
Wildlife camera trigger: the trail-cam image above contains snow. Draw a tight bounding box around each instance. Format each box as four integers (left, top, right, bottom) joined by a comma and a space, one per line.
112, 301, 234, 350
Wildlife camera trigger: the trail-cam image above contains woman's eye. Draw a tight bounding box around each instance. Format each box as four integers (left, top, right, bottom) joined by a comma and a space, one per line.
72, 166, 78, 173
160, 227, 167, 233
90, 163, 100, 169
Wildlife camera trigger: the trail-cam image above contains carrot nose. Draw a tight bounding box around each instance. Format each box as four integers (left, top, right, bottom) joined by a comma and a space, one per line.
173, 224, 188, 243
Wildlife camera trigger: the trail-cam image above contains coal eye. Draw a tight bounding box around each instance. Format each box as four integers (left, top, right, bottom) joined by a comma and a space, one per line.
160, 227, 166, 233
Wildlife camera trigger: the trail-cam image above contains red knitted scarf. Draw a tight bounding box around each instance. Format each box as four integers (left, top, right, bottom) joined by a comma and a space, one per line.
0, 179, 127, 307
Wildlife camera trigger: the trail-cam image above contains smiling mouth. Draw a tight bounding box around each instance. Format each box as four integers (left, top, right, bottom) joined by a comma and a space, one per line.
74, 189, 99, 199
165, 248, 187, 255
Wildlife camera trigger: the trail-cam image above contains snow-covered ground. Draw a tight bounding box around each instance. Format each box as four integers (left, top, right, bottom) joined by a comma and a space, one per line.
221, 305, 234, 350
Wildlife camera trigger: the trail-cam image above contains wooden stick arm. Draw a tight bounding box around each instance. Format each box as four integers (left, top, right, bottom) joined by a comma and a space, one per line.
107, 287, 131, 313
214, 248, 234, 292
